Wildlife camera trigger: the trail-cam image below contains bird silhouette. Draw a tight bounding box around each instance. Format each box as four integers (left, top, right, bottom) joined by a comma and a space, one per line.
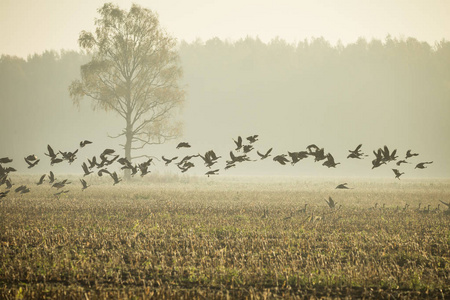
336, 183, 351, 189
205, 169, 219, 177
325, 196, 337, 209
36, 174, 46, 185
48, 171, 56, 184
257, 148, 273, 160
246, 135, 259, 144
176, 142, 191, 149
80, 179, 89, 190
45, 145, 57, 159
392, 169, 404, 180
405, 150, 419, 159
322, 153, 340, 168
396, 160, 409, 166
273, 154, 290, 165
24, 157, 40, 169
110, 172, 122, 185
233, 136, 243, 151
82, 162, 93, 176
0, 157, 13, 164
347, 144, 365, 159
80, 140, 92, 148
415, 162, 433, 169
162, 156, 178, 166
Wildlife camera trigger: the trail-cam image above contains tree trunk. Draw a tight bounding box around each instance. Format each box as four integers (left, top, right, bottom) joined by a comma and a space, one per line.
124, 125, 132, 181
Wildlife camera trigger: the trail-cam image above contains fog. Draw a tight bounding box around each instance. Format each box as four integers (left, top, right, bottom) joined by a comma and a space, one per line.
1, 35, 449, 179
1, 1, 450, 179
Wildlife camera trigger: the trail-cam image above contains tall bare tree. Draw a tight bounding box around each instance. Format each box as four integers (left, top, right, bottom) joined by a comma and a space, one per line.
70, 3, 185, 178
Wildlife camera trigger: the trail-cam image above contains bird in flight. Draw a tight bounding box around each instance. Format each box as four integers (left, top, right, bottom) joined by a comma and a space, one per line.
80, 140, 92, 148
80, 179, 90, 190
257, 148, 273, 160
415, 161, 433, 169
233, 136, 243, 151
405, 149, 419, 159
335, 183, 351, 189
176, 142, 191, 149
246, 135, 259, 144
325, 196, 337, 209
205, 169, 220, 177
392, 169, 404, 180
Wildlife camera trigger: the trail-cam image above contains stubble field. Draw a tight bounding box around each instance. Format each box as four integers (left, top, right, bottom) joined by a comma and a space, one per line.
1, 176, 449, 299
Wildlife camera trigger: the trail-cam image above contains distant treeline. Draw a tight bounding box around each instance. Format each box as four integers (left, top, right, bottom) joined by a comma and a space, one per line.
1, 36, 449, 176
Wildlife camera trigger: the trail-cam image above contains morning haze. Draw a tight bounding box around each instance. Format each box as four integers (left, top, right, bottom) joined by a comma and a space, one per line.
0, 1, 449, 178
2, 2, 450, 299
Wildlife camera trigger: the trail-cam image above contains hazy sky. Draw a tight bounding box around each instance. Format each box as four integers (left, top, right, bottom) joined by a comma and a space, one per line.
1, 0, 450, 58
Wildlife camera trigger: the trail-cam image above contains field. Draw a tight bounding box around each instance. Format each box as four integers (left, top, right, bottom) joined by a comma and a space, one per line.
1, 176, 449, 299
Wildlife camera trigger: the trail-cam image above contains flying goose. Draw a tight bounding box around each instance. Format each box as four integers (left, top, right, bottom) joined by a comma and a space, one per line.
246, 135, 259, 144
80, 140, 92, 148
176, 142, 191, 149
415, 162, 433, 169
257, 148, 273, 160
392, 169, 404, 180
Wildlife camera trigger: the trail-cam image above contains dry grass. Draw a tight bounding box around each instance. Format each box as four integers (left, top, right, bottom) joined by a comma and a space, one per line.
1, 176, 449, 299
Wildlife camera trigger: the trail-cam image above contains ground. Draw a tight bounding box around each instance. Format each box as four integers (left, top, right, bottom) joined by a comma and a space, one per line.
1, 176, 449, 299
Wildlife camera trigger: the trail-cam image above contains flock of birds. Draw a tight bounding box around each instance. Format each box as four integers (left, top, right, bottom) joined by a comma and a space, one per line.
0, 135, 439, 203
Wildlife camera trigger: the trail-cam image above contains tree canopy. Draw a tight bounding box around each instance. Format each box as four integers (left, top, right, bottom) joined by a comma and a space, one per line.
69, 3, 185, 168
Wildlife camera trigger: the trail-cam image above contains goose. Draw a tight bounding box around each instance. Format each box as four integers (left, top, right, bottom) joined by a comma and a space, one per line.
48, 171, 56, 184
246, 135, 259, 144
15, 185, 27, 193
97, 169, 111, 177
405, 150, 419, 159
52, 180, 68, 189
59, 149, 78, 163
176, 142, 191, 149
36, 174, 46, 185
347, 144, 364, 159
311, 148, 327, 162
24, 157, 40, 169
325, 196, 337, 209
0, 190, 9, 199
233, 136, 243, 151
257, 148, 273, 160
82, 162, 93, 176
80, 179, 89, 190
335, 183, 351, 189
50, 157, 63, 165
25, 154, 37, 161
54, 190, 69, 196
45, 144, 57, 159
139, 164, 150, 177
273, 154, 290, 165
205, 169, 219, 177
243, 145, 253, 153
162, 156, 178, 166
110, 172, 121, 185
306, 144, 319, 153
396, 160, 409, 166
0, 157, 13, 164
415, 162, 433, 169
224, 163, 236, 170
392, 169, 404, 179
88, 156, 99, 169
80, 140, 92, 148
322, 153, 340, 168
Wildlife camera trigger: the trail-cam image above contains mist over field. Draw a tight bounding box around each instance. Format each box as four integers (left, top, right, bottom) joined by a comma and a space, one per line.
1, 37, 449, 178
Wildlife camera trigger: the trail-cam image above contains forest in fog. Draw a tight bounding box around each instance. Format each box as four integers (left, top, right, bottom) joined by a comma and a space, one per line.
1, 36, 449, 177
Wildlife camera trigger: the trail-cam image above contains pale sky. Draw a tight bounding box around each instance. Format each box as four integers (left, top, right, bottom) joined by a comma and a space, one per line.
1, 0, 450, 58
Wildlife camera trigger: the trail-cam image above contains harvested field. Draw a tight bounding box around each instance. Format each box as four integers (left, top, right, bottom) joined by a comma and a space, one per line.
1, 177, 449, 299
